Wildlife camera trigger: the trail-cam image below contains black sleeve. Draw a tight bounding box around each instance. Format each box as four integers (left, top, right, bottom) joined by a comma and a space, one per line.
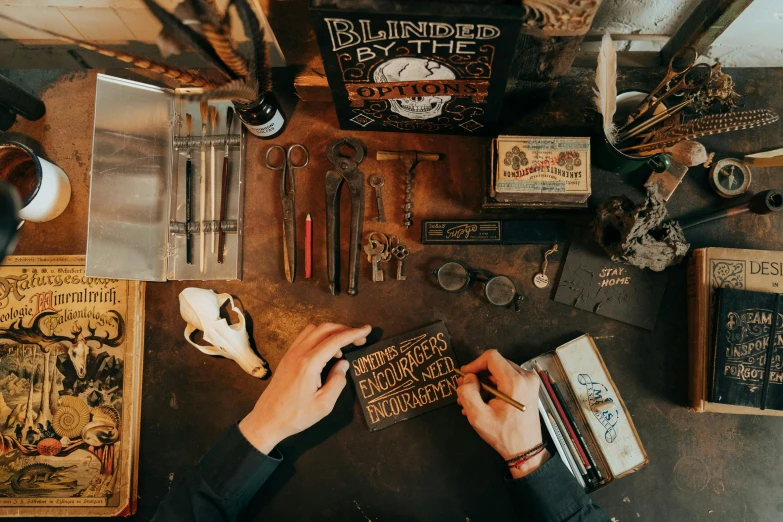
507, 455, 610, 522
151, 424, 282, 522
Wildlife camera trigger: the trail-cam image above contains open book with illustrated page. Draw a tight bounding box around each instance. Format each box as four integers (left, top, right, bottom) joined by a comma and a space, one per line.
0, 255, 144, 516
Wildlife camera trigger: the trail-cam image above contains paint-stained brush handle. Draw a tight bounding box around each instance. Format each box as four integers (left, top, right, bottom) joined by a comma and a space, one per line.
185, 159, 193, 264
217, 155, 230, 263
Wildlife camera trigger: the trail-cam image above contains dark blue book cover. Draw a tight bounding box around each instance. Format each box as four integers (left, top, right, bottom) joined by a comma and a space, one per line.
712, 287, 783, 410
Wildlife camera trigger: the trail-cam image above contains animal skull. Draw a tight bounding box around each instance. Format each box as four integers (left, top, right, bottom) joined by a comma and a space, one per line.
68, 323, 88, 379
179, 288, 268, 379
373, 57, 456, 120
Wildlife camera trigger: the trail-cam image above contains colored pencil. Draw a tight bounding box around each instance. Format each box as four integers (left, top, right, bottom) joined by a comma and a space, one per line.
535, 363, 595, 481
550, 373, 605, 483
305, 214, 312, 278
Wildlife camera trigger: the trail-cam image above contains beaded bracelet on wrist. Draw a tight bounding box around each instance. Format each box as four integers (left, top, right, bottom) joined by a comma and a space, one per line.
505, 442, 547, 468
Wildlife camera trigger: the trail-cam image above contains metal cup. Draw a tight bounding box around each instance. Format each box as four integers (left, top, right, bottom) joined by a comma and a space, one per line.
0, 141, 71, 224
593, 90, 671, 176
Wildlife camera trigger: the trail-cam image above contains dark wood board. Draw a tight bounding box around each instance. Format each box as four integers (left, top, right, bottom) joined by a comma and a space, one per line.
554, 232, 669, 331
5, 66, 783, 522
345, 321, 458, 430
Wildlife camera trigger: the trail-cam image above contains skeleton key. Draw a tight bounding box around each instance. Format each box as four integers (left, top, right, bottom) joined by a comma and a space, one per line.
369, 174, 386, 223
363, 238, 386, 282
391, 241, 409, 281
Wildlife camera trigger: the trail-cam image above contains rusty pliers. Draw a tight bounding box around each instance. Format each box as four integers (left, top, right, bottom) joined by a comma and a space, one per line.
326, 138, 366, 296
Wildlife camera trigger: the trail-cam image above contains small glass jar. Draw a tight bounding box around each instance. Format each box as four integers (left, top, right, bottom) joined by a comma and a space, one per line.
233, 92, 286, 139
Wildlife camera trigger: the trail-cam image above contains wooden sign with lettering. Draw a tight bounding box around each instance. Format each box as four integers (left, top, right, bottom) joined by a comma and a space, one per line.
345, 322, 458, 430
554, 234, 669, 331
309, 1, 522, 135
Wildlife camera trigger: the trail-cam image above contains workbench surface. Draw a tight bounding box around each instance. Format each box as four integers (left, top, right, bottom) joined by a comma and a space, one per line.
7, 67, 783, 522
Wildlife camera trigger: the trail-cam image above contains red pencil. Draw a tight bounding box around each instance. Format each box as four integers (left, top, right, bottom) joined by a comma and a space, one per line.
305, 214, 312, 278
535, 363, 593, 474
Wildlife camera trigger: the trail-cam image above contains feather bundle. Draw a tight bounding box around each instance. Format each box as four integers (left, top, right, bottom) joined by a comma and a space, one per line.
594, 32, 618, 144
143, 0, 235, 79
0, 13, 217, 89
622, 109, 779, 154
0, 0, 272, 102
232, 0, 271, 93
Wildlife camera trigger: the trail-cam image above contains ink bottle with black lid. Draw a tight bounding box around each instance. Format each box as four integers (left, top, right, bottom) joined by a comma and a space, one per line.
233, 92, 286, 139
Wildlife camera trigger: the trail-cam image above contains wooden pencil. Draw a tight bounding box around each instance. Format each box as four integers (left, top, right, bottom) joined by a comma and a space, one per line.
454, 368, 526, 412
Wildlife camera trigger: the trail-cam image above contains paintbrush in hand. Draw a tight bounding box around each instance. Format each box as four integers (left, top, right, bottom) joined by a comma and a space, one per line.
210, 106, 218, 254
199, 101, 208, 273
185, 113, 193, 264
454, 368, 527, 412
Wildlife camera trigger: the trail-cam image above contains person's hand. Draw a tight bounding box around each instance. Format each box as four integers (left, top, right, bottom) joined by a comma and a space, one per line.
239, 323, 371, 454
456, 349, 550, 478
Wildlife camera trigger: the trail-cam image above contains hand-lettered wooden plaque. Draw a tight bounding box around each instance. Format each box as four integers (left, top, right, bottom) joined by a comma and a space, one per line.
345, 322, 458, 431
309, 1, 522, 135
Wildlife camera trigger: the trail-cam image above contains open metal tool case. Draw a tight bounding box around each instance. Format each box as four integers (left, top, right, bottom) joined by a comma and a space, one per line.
86, 74, 246, 281
521, 335, 648, 491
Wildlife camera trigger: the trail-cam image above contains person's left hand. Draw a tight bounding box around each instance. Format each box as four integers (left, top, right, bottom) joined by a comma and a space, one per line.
239, 323, 371, 454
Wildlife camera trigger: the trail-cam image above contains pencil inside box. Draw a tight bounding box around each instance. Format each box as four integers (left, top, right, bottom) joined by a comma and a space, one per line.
521, 334, 648, 491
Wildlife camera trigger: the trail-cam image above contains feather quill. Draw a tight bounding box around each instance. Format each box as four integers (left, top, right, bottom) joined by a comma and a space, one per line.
200, 22, 250, 78
142, 0, 235, 79
181, 0, 248, 79
178, 79, 258, 104
0, 13, 218, 89
594, 32, 618, 144
232, 0, 271, 95
621, 109, 779, 154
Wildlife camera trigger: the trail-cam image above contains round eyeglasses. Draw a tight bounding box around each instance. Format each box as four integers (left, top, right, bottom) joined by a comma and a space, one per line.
432, 261, 524, 311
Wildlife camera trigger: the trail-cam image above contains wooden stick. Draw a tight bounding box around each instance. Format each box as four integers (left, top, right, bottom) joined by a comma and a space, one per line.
453, 368, 526, 412
199, 101, 208, 273
210, 106, 218, 253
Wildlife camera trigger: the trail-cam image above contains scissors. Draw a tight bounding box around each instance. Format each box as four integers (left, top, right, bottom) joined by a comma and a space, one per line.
621, 47, 713, 130
265, 144, 310, 283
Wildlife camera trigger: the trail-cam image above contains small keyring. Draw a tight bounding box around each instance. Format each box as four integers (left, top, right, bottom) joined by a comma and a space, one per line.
368, 231, 390, 251
287, 143, 310, 169
369, 174, 385, 188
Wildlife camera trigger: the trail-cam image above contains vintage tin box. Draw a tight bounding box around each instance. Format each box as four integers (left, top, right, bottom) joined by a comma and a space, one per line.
488, 135, 591, 209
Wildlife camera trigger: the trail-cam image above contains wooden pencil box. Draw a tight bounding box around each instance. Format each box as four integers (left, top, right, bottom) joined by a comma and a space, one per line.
520, 334, 648, 491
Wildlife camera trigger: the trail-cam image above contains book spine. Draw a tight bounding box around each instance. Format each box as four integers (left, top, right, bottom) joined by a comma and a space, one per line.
687, 249, 707, 411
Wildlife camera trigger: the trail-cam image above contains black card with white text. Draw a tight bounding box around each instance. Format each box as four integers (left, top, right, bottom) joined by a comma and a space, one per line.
345, 321, 458, 431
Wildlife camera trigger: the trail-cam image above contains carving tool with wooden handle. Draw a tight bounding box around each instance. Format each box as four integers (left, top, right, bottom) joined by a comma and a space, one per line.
199, 101, 208, 273
210, 106, 218, 253
218, 107, 234, 264
185, 113, 193, 265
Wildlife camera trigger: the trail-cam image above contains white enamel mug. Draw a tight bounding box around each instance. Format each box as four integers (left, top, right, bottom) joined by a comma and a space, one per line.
0, 142, 71, 224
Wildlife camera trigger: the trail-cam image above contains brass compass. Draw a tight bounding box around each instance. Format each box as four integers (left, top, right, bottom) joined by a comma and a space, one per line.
709, 158, 751, 198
